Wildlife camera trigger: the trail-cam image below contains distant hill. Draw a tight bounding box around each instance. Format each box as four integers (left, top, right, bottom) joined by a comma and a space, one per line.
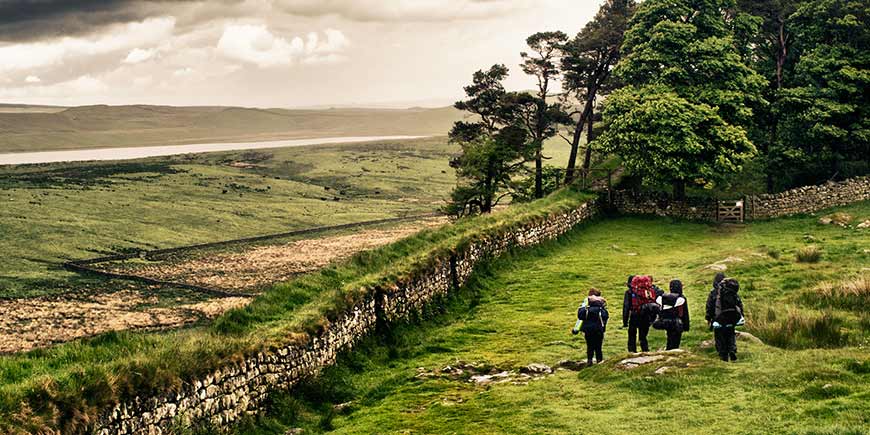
0, 104, 466, 153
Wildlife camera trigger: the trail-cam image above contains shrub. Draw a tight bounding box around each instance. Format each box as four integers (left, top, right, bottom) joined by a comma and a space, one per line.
796, 245, 822, 263
747, 306, 849, 349
801, 276, 870, 311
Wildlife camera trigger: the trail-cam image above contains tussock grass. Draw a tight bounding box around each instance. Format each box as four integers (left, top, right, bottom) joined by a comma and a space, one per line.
747, 306, 850, 349
801, 276, 870, 311
796, 245, 822, 263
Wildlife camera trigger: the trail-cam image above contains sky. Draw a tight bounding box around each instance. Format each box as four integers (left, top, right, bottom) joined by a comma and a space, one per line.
0, 0, 605, 108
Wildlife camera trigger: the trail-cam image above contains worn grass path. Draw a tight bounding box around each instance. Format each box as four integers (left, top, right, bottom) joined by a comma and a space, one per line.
228, 202, 870, 435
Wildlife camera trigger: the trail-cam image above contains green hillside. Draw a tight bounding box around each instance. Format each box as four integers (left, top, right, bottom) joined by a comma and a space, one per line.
0, 105, 465, 153
223, 203, 870, 435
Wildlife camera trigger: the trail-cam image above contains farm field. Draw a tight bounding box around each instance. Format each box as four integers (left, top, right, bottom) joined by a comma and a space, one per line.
224, 202, 870, 435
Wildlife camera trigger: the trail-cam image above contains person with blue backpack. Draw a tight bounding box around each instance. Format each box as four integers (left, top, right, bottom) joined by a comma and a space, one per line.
706, 277, 745, 361
572, 288, 609, 366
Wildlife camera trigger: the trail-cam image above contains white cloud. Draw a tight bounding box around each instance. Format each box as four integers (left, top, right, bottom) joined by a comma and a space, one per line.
0, 17, 176, 74
216, 23, 349, 67
174, 67, 196, 77
123, 48, 157, 64
25, 75, 41, 83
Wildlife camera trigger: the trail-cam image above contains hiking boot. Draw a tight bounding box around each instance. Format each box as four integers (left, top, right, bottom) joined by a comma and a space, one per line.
729, 353, 737, 362
720, 354, 729, 362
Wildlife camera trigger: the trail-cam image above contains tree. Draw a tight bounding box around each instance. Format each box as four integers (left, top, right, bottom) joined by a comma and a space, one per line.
599, 0, 765, 198
780, 0, 869, 182
560, 0, 636, 184
736, 0, 804, 192
520, 31, 571, 198
446, 65, 530, 216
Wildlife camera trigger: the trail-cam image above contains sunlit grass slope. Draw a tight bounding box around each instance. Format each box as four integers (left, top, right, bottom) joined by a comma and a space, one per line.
223, 202, 870, 435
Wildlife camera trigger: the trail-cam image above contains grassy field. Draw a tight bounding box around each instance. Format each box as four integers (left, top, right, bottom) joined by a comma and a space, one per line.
0, 105, 464, 153
0, 137, 461, 298
0, 186, 595, 434
219, 202, 870, 435
0, 135, 582, 299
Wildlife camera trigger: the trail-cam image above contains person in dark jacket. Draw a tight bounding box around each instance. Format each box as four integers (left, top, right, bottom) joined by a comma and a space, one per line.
622, 275, 635, 328
627, 275, 656, 353
705, 272, 727, 329
653, 280, 690, 350
577, 288, 609, 366
709, 278, 745, 361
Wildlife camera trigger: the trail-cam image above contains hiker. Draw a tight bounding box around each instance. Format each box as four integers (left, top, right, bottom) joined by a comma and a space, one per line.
621, 275, 635, 329
705, 273, 727, 329
653, 280, 690, 350
574, 288, 609, 366
707, 278, 745, 361
627, 275, 658, 353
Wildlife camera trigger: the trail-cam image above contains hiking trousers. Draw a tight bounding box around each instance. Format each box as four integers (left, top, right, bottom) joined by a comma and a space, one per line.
666, 329, 683, 350
714, 326, 737, 359
628, 315, 650, 353
584, 330, 604, 365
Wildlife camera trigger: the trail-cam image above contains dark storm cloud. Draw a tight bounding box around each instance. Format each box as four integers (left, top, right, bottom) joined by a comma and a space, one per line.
0, 0, 199, 42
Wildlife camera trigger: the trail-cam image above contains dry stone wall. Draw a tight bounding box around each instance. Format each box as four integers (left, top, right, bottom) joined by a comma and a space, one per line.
610, 176, 870, 222
746, 176, 870, 219
609, 190, 718, 221
94, 201, 600, 435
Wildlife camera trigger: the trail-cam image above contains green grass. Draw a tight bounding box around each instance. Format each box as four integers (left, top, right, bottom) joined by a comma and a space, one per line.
0, 184, 595, 434
0, 134, 579, 299
217, 201, 870, 435
0, 137, 458, 298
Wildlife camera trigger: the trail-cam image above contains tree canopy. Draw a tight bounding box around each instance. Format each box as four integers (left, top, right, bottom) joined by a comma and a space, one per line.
599, 0, 765, 197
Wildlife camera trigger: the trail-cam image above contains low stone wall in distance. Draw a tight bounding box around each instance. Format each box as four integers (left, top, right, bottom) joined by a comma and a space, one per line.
94, 201, 601, 435
609, 190, 718, 221
609, 175, 870, 222
746, 176, 870, 219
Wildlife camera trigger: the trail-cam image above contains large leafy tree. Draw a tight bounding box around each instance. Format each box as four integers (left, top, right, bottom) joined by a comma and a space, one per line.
447, 65, 530, 216
599, 0, 765, 198
736, 0, 805, 192
780, 0, 869, 181
520, 31, 571, 198
560, 0, 637, 183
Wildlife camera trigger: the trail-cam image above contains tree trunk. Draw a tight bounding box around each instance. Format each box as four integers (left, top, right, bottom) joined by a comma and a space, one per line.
581, 106, 596, 171
535, 145, 543, 199
564, 119, 584, 184
766, 19, 788, 194
564, 102, 593, 184
673, 180, 686, 201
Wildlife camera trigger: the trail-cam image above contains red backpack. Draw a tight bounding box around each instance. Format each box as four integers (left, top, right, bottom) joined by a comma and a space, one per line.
630, 276, 657, 314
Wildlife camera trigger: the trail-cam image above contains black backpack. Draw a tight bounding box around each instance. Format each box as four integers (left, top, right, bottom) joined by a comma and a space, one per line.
715, 279, 742, 325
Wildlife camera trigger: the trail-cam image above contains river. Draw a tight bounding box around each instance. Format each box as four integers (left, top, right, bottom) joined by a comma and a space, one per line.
0, 136, 427, 165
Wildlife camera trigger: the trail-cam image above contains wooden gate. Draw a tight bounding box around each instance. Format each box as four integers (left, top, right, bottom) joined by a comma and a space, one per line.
718, 200, 744, 223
